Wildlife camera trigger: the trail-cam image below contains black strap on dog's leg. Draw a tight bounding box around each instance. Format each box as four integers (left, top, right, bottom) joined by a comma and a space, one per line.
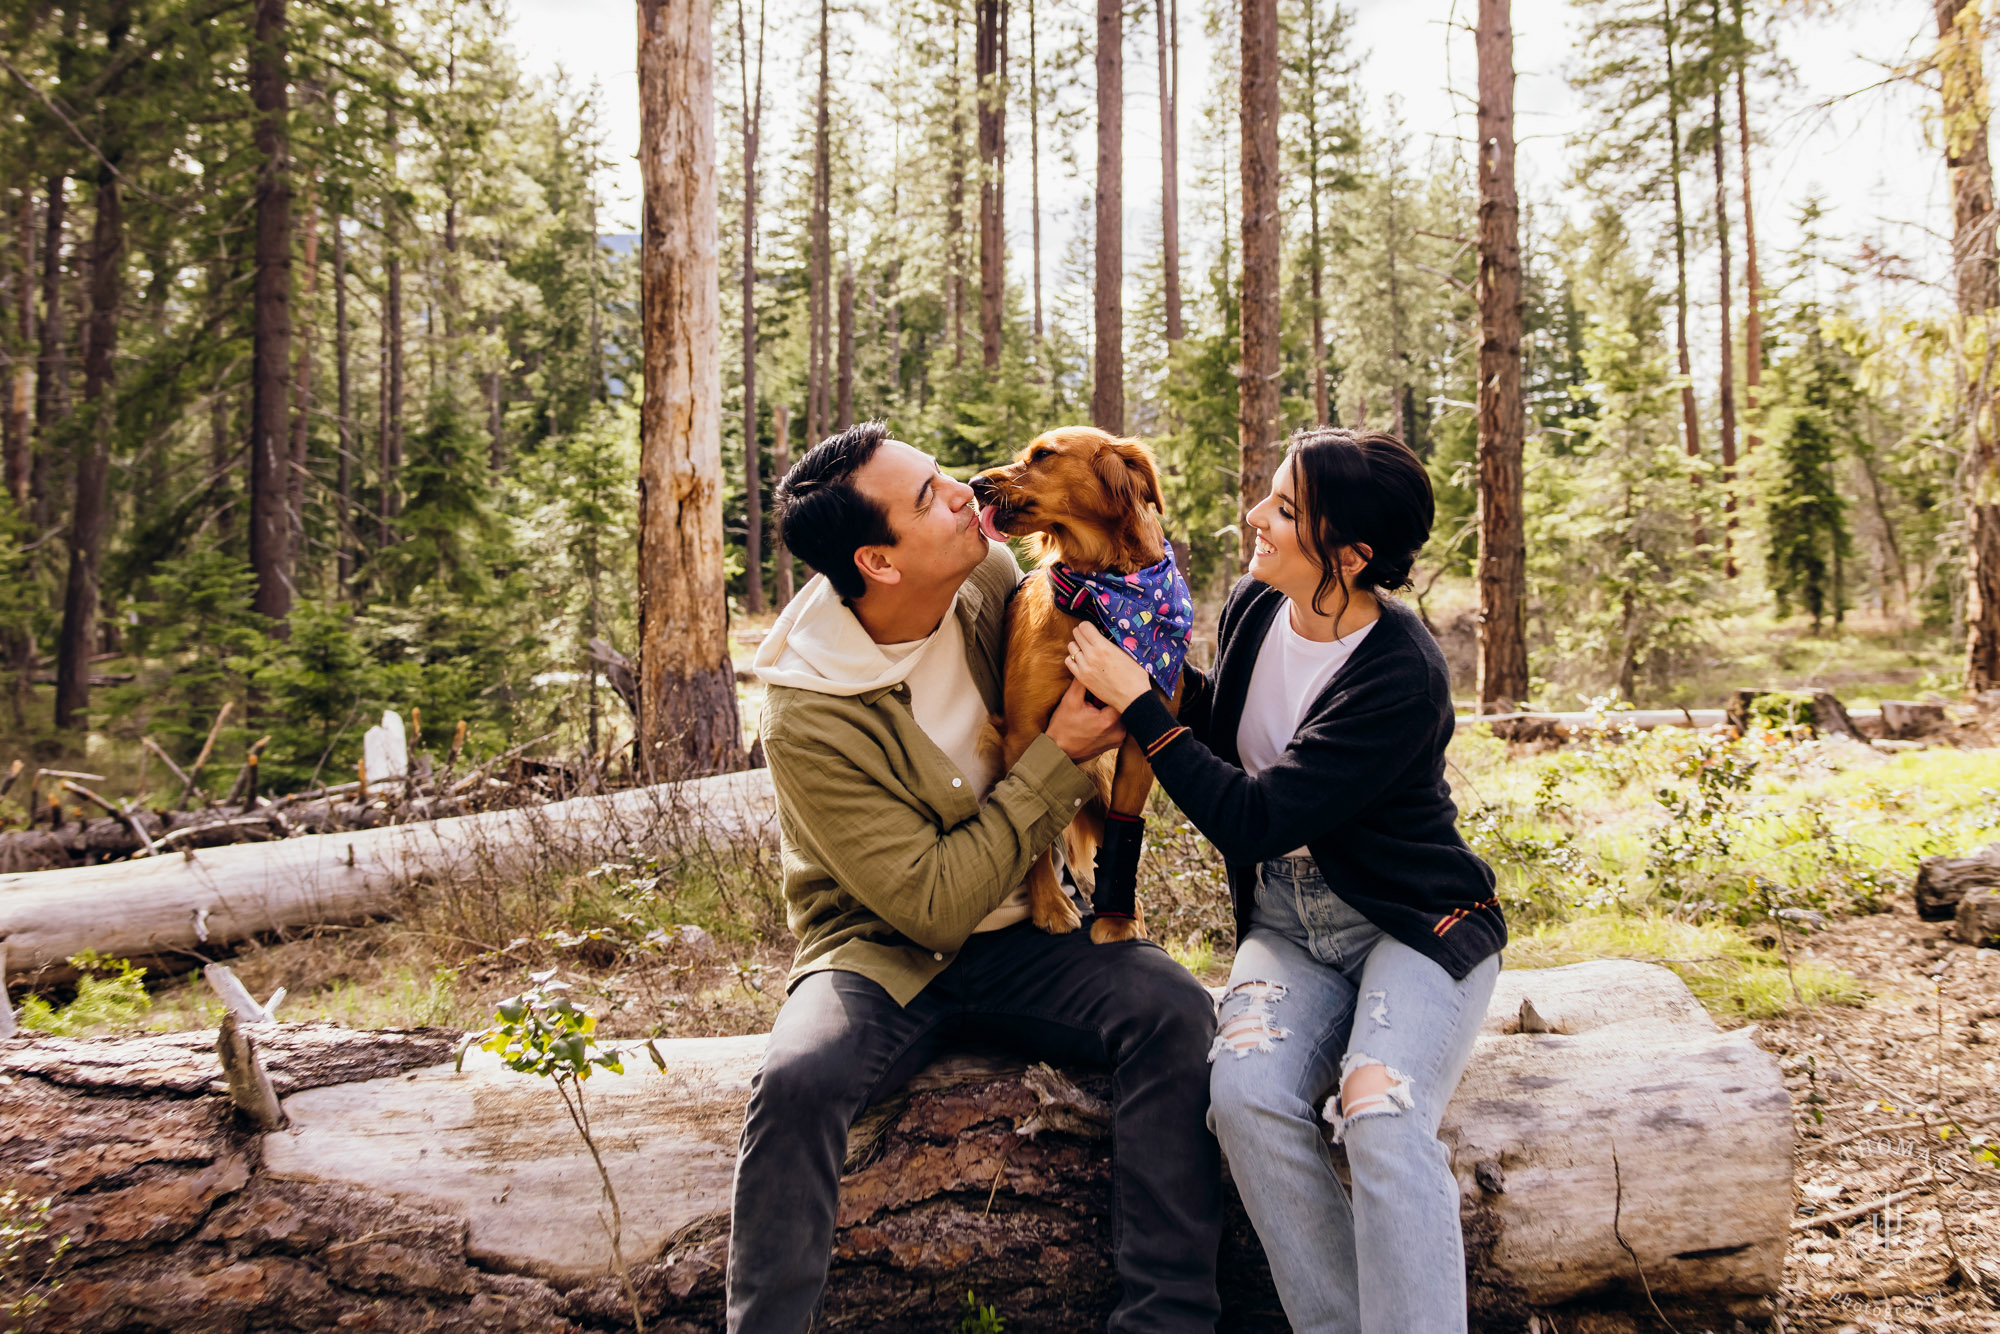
1090, 813, 1146, 921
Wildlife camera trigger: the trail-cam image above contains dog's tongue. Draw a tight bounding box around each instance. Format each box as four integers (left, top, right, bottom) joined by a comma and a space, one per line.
976, 506, 1008, 543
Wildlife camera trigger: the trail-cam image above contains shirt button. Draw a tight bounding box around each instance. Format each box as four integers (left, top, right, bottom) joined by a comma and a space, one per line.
951, 777, 963, 788
933, 951, 944, 961
1072, 798, 1082, 807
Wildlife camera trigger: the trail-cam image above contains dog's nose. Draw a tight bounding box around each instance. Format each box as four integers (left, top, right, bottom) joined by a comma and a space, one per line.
969, 473, 999, 504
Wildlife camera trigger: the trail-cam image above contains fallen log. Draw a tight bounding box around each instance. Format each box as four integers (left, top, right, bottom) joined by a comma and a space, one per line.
0, 960, 1789, 1332
0, 769, 778, 984
1452, 708, 1728, 741
1913, 843, 2000, 921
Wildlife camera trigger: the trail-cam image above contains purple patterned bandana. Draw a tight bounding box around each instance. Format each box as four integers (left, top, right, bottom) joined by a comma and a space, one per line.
1047, 548, 1195, 697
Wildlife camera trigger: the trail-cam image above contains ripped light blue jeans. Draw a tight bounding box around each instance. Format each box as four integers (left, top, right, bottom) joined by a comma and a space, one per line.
1208, 856, 1500, 1334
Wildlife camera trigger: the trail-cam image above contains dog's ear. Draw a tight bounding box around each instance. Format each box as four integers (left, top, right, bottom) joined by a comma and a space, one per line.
1094, 437, 1165, 513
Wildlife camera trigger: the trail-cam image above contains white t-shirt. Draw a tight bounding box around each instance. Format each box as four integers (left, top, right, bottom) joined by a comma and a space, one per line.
879, 617, 1031, 932
1235, 603, 1375, 857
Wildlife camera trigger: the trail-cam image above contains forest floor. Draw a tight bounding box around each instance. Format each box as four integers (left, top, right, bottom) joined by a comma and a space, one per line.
1760, 898, 2000, 1334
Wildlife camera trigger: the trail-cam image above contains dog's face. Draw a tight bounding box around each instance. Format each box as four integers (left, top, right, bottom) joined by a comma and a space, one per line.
970, 427, 1166, 572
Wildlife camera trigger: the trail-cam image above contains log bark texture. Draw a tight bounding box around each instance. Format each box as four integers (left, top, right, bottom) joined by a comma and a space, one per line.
637, 0, 745, 781
0, 962, 1788, 1332
0, 769, 778, 983
1914, 842, 2000, 921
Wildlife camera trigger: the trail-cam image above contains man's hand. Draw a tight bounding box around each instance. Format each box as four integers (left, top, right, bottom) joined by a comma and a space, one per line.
1046, 677, 1127, 763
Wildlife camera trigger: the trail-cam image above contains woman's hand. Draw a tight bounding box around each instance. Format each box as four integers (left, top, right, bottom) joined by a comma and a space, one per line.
1045, 677, 1127, 762
1065, 622, 1153, 712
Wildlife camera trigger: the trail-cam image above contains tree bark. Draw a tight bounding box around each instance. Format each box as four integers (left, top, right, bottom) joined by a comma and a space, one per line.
380, 110, 404, 550
55, 3, 130, 735
1664, 0, 1703, 503
1475, 0, 1528, 712
0, 962, 1789, 1333
737, 0, 766, 615
5, 190, 31, 509
334, 215, 355, 593
33, 175, 67, 532
290, 183, 319, 592
977, 0, 1006, 370
249, 0, 295, 625
1029, 0, 1043, 345
1734, 0, 1760, 464
837, 258, 855, 429
1092, 0, 1124, 432
1237, 0, 1280, 565
637, 0, 747, 780
772, 401, 793, 608
1301, 0, 1327, 425
1157, 0, 1182, 346
1710, 1, 1736, 577
948, 10, 968, 372
808, 0, 832, 444
1936, 0, 2000, 691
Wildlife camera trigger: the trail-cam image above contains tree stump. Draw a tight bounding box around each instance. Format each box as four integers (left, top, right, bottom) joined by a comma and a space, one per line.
1880, 700, 1948, 740
1957, 887, 2000, 947
0, 961, 1788, 1332
1727, 688, 1858, 739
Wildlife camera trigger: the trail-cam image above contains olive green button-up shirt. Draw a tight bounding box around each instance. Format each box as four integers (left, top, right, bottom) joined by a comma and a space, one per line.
759, 544, 1098, 1005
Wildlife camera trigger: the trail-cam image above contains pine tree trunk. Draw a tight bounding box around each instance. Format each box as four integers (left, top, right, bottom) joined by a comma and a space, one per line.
249, 0, 294, 625
1710, 2, 1736, 577
5, 191, 31, 509
1937, 0, 2000, 690
637, 0, 747, 780
380, 111, 404, 549
772, 401, 793, 608
1027, 0, 1044, 348
1475, 0, 1528, 712
838, 259, 855, 428
1094, 0, 1124, 433
977, 0, 1005, 370
1734, 0, 1760, 465
738, 0, 765, 615
809, 0, 832, 445
34, 175, 67, 532
1157, 0, 1182, 345
1303, 0, 1326, 426
1237, 0, 1279, 563
1663, 0, 1702, 493
289, 185, 319, 590
55, 122, 126, 733
949, 11, 968, 371
334, 217, 355, 595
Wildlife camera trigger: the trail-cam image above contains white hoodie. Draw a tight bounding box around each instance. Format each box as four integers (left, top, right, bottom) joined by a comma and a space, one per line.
753, 564, 1032, 932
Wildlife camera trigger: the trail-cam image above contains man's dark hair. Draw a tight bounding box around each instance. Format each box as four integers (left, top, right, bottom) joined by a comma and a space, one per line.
774, 421, 898, 601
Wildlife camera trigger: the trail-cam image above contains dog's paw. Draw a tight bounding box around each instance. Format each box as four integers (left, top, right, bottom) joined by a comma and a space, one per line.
1034, 895, 1085, 934
1089, 914, 1147, 945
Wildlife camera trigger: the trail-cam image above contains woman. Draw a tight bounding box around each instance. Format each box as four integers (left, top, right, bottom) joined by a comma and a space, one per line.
1064, 426, 1505, 1334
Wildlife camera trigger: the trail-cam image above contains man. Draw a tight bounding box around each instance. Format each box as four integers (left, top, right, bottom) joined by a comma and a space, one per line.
728, 421, 1222, 1332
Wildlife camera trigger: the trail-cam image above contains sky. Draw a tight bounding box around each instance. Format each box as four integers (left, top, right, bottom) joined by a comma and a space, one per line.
506, 0, 1966, 317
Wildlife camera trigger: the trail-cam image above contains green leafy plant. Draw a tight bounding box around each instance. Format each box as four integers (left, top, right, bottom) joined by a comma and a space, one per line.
15, 953, 152, 1036
957, 1288, 1006, 1333
460, 970, 661, 1331
0, 1188, 70, 1327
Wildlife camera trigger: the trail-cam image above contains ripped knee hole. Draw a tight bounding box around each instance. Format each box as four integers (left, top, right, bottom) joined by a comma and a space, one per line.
1208, 980, 1290, 1061
1322, 1054, 1415, 1141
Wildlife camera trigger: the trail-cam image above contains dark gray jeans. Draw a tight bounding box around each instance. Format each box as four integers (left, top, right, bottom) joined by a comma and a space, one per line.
724, 922, 1224, 1333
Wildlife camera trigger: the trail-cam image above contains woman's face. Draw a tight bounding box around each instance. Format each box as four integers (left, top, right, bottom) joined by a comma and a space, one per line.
1244, 458, 1317, 596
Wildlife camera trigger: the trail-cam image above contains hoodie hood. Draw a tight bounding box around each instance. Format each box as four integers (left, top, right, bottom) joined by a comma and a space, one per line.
752, 572, 959, 697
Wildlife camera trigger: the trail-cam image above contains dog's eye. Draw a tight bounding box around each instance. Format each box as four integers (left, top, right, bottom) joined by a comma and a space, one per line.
1029, 449, 1053, 463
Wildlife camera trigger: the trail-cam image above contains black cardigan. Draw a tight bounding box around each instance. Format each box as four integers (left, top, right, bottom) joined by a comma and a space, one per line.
1122, 578, 1506, 980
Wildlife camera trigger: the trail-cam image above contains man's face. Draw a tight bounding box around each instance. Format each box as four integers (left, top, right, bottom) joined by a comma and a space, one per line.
850, 439, 990, 599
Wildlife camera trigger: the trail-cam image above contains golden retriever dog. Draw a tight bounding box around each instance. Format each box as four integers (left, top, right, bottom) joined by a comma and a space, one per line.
970, 426, 1187, 945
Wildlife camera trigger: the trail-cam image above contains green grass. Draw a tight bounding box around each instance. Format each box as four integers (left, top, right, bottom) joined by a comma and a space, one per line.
1504, 914, 1865, 1021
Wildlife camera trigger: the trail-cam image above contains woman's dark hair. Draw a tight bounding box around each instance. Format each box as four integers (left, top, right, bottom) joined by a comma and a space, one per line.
1282, 427, 1434, 617
774, 422, 900, 601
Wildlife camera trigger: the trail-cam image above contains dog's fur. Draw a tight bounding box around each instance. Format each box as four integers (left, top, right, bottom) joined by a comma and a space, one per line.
971, 426, 1183, 944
